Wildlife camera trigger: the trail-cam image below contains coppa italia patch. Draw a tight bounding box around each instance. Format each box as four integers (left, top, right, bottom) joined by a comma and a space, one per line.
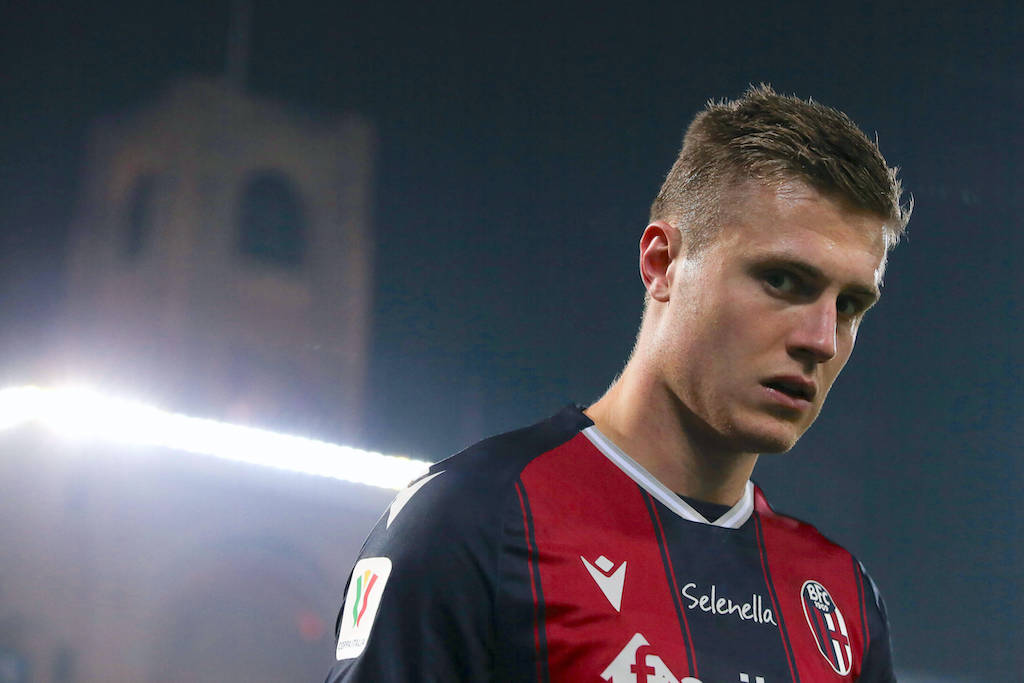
336, 557, 393, 660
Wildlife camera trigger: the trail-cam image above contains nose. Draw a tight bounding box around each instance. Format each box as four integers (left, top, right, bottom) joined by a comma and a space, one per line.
787, 300, 838, 364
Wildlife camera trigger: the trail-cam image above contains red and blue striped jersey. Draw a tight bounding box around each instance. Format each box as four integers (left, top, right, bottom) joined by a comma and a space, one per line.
326, 406, 895, 682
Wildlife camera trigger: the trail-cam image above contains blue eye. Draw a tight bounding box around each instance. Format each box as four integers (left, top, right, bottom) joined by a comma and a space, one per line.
764, 271, 796, 293
837, 296, 861, 318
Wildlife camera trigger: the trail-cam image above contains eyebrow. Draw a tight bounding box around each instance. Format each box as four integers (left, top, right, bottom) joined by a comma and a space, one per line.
762, 257, 881, 303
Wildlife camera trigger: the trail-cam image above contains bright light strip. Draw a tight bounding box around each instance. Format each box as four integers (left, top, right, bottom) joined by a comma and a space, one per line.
0, 385, 431, 490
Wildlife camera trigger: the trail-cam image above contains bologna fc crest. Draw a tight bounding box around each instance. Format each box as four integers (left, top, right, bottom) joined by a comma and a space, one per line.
800, 580, 852, 675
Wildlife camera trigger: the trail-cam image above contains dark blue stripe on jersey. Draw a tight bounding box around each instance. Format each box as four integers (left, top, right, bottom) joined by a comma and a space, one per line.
854, 558, 869, 668
515, 479, 550, 683
641, 489, 697, 676
753, 511, 801, 683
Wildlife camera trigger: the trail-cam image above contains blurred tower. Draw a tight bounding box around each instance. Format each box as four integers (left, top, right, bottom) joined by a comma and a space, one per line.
61, 78, 374, 440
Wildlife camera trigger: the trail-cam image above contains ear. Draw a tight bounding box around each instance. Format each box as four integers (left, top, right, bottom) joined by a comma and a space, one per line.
639, 221, 680, 302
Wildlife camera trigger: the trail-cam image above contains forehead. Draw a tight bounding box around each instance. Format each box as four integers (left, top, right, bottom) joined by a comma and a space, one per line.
713, 181, 888, 289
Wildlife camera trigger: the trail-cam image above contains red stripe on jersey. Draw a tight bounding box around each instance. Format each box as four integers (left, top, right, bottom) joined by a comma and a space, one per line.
519, 434, 693, 681
515, 481, 547, 683
754, 487, 866, 680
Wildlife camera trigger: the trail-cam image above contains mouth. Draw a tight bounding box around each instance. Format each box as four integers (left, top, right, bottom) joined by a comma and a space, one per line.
761, 376, 816, 402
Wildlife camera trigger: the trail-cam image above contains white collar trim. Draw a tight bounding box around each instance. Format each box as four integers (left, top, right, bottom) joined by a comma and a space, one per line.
581, 426, 754, 529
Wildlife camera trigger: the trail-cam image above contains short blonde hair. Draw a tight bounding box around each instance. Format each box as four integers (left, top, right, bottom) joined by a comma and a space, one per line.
650, 84, 912, 252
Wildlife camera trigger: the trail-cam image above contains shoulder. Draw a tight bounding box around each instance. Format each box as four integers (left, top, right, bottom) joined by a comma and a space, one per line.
327, 406, 592, 679
365, 404, 591, 552
750, 487, 888, 606
431, 404, 594, 483
750, 483, 878, 624
751, 483, 856, 560
751, 484, 895, 677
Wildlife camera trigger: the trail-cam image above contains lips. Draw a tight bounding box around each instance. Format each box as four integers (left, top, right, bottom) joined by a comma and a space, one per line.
762, 376, 817, 402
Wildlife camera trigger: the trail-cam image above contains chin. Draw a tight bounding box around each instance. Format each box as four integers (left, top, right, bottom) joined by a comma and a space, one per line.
752, 434, 800, 454
688, 403, 809, 455
732, 419, 804, 454
745, 405, 822, 453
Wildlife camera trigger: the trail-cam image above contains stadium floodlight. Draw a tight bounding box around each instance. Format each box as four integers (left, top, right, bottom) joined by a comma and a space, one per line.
0, 385, 430, 490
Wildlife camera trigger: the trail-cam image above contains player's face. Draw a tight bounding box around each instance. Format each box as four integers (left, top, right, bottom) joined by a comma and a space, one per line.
650, 181, 887, 454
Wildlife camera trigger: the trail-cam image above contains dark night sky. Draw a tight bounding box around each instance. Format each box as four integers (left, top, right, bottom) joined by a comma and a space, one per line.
1, 1, 1021, 677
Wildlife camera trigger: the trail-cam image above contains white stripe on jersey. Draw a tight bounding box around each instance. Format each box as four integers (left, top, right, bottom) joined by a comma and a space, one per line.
581, 426, 754, 529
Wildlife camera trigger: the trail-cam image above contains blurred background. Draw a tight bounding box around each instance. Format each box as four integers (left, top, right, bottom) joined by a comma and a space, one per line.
0, 0, 1020, 680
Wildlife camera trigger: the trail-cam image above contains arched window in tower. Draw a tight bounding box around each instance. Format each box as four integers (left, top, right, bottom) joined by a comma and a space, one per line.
122, 173, 157, 260
237, 170, 307, 268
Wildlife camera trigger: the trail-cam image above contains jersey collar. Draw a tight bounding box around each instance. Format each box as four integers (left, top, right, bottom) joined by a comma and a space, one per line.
581, 425, 754, 529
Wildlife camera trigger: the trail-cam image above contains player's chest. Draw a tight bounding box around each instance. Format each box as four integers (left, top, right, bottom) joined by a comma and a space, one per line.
514, 495, 862, 682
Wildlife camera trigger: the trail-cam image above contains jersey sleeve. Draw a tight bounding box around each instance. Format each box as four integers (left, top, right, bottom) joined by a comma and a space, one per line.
324, 467, 500, 682
857, 561, 897, 682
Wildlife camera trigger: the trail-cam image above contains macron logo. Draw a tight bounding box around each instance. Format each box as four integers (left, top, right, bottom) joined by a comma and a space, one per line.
582, 555, 627, 612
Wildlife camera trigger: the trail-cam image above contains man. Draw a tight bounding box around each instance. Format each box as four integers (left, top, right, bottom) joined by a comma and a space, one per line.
326, 85, 911, 682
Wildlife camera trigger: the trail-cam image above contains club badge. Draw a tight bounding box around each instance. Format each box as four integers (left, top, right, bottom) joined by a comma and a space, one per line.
800, 579, 852, 675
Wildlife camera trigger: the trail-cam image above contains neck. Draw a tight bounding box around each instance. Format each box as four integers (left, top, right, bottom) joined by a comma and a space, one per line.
584, 361, 758, 507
